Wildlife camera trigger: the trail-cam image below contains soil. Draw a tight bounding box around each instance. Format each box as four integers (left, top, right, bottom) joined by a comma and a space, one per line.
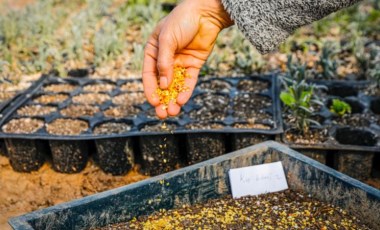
185, 122, 225, 130
43, 84, 77, 93
33, 94, 69, 104
72, 93, 110, 105
83, 83, 116, 93
94, 122, 131, 135
233, 122, 272, 130
112, 92, 145, 106
103, 106, 140, 118
237, 79, 269, 93
46, 118, 88, 135
285, 128, 329, 145
0, 92, 16, 103
197, 80, 231, 93
190, 93, 229, 121
2, 118, 44, 134
16, 105, 57, 116
332, 114, 378, 128
60, 104, 100, 117
233, 94, 272, 121
140, 123, 177, 132
120, 82, 144, 92
100, 190, 370, 229
0, 155, 148, 230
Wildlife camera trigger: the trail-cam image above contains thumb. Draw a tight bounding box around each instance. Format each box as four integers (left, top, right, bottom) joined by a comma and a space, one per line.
157, 33, 176, 89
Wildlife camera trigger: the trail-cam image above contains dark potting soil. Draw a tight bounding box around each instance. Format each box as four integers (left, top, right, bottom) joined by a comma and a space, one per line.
332, 114, 378, 128
98, 190, 369, 230
2, 118, 44, 134
43, 84, 77, 93
185, 122, 225, 130
94, 122, 131, 135
46, 118, 88, 135
16, 105, 57, 116
83, 83, 116, 93
233, 94, 272, 121
120, 82, 144, 92
285, 128, 329, 145
103, 106, 140, 118
60, 104, 100, 117
33, 94, 69, 104
197, 80, 231, 93
237, 79, 269, 93
112, 92, 145, 105
72, 93, 110, 105
190, 93, 229, 121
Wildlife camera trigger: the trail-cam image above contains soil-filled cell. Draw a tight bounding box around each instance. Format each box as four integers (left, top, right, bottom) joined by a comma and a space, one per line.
60, 105, 100, 117
237, 79, 270, 93
190, 93, 229, 121
43, 84, 77, 93
327, 85, 358, 97
94, 138, 134, 175
197, 80, 231, 93
17, 105, 57, 116
5, 139, 47, 172
233, 93, 272, 121
33, 94, 69, 104
46, 118, 88, 136
139, 135, 180, 176
334, 127, 377, 146
335, 151, 374, 180
120, 82, 144, 92
2, 118, 44, 134
103, 106, 140, 118
186, 133, 225, 165
112, 92, 146, 106
83, 83, 116, 93
93, 122, 131, 135
72, 93, 110, 105
327, 98, 364, 114
299, 149, 327, 164
49, 140, 88, 173
231, 133, 272, 150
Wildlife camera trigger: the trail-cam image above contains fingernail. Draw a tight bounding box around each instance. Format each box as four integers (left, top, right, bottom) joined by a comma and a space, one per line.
160, 77, 167, 89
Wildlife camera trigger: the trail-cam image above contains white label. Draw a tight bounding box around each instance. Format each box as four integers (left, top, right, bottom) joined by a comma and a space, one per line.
228, 161, 288, 198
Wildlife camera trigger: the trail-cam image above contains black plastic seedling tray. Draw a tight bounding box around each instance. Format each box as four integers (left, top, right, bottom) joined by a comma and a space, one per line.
8, 141, 380, 230
281, 79, 380, 180
0, 74, 282, 175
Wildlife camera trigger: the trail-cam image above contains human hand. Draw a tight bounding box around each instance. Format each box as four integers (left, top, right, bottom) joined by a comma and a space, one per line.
142, 0, 233, 119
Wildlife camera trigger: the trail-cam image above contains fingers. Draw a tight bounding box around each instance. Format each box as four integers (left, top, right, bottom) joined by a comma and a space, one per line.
142, 43, 160, 107
155, 105, 168, 119
157, 33, 176, 89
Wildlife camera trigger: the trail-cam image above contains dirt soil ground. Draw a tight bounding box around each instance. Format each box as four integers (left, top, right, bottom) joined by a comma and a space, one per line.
0, 155, 148, 230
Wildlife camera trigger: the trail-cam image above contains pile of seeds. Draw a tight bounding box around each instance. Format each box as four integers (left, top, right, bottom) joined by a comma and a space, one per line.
100, 190, 369, 229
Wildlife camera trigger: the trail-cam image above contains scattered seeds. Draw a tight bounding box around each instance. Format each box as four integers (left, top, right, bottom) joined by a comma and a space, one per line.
120, 81, 144, 91
103, 106, 140, 118
83, 83, 116, 93
112, 92, 145, 105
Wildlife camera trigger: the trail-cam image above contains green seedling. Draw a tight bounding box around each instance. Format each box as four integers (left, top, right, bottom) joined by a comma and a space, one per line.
330, 99, 352, 116
281, 62, 323, 134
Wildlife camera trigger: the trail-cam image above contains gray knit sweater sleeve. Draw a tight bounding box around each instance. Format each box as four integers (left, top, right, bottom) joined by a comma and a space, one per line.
221, 0, 361, 54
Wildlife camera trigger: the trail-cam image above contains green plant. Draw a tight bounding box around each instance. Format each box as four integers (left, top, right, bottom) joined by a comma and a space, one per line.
318, 44, 338, 79
330, 99, 352, 116
280, 63, 322, 134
